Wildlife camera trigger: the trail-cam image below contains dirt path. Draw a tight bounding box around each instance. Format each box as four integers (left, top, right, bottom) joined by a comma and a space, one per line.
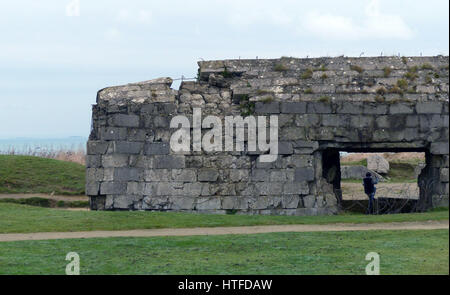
0, 220, 447, 242
0, 194, 88, 202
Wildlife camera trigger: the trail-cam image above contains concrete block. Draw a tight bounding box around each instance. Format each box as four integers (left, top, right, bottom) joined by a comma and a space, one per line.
111, 114, 140, 127
144, 169, 171, 181
170, 196, 196, 210
127, 129, 147, 141
113, 195, 141, 209
302, 195, 316, 208
255, 102, 280, 114
153, 155, 185, 169
280, 102, 307, 113
113, 168, 141, 181
337, 102, 363, 114
250, 169, 270, 182
113, 141, 144, 154
100, 127, 127, 141
102, 155, 129, 167
294, 167, 315, 182
87, 141, 109, 155
86, 155, 101, 168
431, 142, 449, 155
153, 116, 170, 128
145, 142, 170, 155
363, 104, 388, 115
229, 169, 249, 182
86, 168, 104, 182
307, 102, 332, 114
221, 196, 249, 210
416, 102, 442, 114
278, 141, 294, 155
256, 182, 283, 195
196, 197, 221, 210
198, 169, 219, 182
100, 182, 127, 195
127, 182, 145, 195
86, 181, 100, 196
172, 169, 197, 182
283, 182, 310, 195
440, 168, 449, 182
389, 103, 414, 114
270, 170, 287, 182
282, 195, 300, 209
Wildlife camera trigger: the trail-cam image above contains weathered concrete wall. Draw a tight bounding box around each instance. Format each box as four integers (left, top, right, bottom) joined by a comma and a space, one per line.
87, 56, 449, 215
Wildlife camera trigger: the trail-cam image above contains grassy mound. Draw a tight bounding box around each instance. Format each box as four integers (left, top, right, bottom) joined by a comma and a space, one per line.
0, 155, 85, 195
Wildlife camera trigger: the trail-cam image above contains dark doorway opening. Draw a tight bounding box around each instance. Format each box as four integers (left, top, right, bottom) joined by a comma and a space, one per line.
322, 148, 433, 214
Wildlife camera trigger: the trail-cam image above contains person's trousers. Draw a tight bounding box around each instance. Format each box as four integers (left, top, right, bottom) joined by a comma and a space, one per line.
367, 193, 375, 214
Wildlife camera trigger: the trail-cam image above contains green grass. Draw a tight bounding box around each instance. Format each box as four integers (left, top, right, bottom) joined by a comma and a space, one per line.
0, 155, 85, 195
0, 229, 447, 274
342, 159, 368, 166
387, 162, 417, 183
0, 203, 447, 234
0, 197, 89, 208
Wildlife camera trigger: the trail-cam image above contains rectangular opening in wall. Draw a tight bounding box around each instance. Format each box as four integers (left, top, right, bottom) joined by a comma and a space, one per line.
323, 149, 430, 214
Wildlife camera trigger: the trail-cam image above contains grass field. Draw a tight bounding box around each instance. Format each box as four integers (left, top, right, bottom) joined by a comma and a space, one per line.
0, 203, 448, 234
0, 155, 85, 195
0, 229, 447, 275
0, 197, 89, 208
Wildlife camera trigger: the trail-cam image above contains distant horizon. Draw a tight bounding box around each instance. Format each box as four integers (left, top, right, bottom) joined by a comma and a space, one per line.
0, 136, 88, 153
0, 136, 88, 140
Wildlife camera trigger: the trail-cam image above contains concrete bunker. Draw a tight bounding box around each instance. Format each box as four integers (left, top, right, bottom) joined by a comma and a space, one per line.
86, 56, 449, 215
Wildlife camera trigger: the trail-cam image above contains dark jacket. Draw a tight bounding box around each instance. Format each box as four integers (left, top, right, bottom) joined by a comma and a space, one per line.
363, 176, 378, 195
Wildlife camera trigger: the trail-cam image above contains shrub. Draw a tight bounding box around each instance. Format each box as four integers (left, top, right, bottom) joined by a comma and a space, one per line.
256, 89, 272, 95
383, 67, 392, 77
221, 67, 233, 78
421, 63, 434, 70
409, 65, 419, 73
350, 65, 364, 73
389, 85, 404, 95
396, 79, 408, 90
404, 70, 418, 81
274, 64, 288, 72
260, 96, 274, 103
318, 96, 331, 103
375, 95, 385, 103
376, 87, 387, 95
238, 95, 255, 116
301, 68, 313, 79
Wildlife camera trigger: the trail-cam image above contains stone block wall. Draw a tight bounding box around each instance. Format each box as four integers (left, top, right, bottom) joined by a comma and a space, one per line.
87, 56, 449, 214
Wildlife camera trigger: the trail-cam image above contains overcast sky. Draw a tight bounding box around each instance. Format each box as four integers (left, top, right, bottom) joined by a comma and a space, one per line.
0, 0, 448, 138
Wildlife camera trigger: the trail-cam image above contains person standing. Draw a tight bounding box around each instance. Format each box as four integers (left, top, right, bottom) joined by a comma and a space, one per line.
363, 172, 378, 214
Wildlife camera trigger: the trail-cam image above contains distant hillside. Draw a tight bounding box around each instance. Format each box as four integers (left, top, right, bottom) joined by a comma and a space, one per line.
0, 155, 85, 195
341, 152, 425, 164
